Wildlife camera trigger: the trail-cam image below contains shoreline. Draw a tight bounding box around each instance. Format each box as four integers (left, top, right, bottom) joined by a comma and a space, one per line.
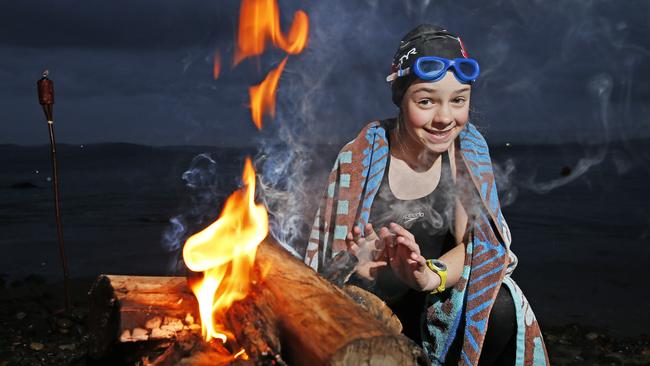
0, 274, 648, 365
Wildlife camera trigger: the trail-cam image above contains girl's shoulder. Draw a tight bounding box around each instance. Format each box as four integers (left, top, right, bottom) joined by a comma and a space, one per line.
340, 119, 397, 149
328, 120, 393, 168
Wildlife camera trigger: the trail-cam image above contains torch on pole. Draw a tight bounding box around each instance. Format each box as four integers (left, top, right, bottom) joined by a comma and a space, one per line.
37, 70, 71, 311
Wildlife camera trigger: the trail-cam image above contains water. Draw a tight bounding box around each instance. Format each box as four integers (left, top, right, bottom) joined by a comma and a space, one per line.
0, 141, 648, 335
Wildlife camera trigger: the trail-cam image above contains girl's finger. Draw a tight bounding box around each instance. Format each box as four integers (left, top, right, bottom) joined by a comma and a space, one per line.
385, 239, 396, 263
353, 225, 362, 242
412, 253, 427, 265
364, 223, 377, 240
368, 260, 388, 269
368, 261, 388, 279
379, 226, 396, 248
396, 235, 421, 255
389, 222, 415, 241
346, 232, 359, 254
351, 245, 360, 256
346, 241, 359, 256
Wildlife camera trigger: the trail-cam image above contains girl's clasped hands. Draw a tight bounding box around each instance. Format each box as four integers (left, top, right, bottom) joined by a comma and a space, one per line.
345, 223, 437, 292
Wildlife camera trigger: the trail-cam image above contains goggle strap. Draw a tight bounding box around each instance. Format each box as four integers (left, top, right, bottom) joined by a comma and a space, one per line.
385, 67, 412, 83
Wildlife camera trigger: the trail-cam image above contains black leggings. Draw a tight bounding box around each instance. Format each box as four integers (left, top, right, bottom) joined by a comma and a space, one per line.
444, 285, 516, 365
390, 285, 516, 365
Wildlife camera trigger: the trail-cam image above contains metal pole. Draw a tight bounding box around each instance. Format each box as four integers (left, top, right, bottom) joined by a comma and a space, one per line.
37, 70, 71, 311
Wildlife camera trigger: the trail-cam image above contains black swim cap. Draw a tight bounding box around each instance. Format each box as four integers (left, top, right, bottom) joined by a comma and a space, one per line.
390, 24, 471, 107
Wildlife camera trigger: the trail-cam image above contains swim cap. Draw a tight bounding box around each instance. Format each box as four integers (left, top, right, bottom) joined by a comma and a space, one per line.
390, 24, 471, 107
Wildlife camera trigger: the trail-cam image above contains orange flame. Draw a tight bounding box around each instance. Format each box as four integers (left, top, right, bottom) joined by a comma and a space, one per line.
249, 57, 288, 130
213, 50, 222, 80
182, 158, 268, 342
234, 0, 309, 65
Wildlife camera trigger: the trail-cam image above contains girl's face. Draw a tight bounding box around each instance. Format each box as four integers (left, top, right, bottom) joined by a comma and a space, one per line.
400, 71, 471, 155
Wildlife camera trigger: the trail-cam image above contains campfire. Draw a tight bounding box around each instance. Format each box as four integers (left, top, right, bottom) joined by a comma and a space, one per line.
86, 0, 426, 365
86, 162, 425, 364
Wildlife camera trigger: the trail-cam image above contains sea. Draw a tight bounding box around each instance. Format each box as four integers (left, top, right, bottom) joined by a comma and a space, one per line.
1, 140, 648, 336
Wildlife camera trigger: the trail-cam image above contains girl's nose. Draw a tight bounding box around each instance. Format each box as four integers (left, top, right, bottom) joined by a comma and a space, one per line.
433, 103, 453, 125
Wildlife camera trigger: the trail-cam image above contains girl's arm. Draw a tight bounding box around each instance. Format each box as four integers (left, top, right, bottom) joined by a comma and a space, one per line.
432, 140, 469, 290
435, 194, 469, 290
429, 240, 465, 291
388, 159, 471, 292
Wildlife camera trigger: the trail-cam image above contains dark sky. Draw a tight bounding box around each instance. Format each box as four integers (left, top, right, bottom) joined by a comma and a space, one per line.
1, 0, 649, 146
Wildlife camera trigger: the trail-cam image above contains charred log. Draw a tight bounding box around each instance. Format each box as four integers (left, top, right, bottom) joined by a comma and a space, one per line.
88, 239, 426, 365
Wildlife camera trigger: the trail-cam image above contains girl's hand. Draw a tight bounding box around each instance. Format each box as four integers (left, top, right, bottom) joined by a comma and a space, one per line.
346, 223, 388, 281
380, 222, 438, 292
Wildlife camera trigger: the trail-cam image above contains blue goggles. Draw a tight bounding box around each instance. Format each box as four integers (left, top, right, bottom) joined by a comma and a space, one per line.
386, 56, 480, 84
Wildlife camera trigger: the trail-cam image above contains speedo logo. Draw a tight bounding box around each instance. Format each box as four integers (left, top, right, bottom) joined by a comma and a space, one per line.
398, 47, 417, 68
401, 211, 424, 224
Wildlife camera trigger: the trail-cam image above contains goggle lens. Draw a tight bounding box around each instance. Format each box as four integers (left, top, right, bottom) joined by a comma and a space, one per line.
456, 60, 478, 78
418, 59, 446, 75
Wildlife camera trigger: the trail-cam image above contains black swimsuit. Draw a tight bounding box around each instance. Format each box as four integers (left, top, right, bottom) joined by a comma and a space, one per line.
368, 151, 456, 345
366, 125, 517, 365
369, 151, 456, 259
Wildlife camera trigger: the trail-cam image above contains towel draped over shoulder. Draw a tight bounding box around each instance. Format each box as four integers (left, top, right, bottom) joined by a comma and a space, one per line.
304, 121, 549, 365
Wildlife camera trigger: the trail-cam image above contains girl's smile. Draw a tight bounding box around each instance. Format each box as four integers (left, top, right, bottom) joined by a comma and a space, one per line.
395, 70, 471, 167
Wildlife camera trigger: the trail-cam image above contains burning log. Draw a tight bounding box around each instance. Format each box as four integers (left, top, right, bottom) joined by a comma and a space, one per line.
87, 275, 204, 365
88, 239, 426, 365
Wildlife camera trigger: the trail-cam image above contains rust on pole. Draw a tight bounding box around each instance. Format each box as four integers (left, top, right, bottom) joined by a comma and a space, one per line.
37, 70, 72, 311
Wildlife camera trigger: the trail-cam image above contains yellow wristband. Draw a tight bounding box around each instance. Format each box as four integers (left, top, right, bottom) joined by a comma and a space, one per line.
426, 259, 447, 294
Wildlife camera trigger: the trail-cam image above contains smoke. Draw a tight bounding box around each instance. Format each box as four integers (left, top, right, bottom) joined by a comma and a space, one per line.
160, 0, 650, 267
403, 0, 432, 19
493, 158, 518, 207
522, 73, 613, 194
477, 0, 650, 197
251, 0, 398, 258
254, 121, 315, 258
161, 153, 227, 273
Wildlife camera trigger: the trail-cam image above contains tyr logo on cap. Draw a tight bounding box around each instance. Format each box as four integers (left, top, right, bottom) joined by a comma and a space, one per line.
398, 47, 418, 68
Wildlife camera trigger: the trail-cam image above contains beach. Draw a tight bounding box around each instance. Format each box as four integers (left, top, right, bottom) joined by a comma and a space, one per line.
1, 141, 649, 364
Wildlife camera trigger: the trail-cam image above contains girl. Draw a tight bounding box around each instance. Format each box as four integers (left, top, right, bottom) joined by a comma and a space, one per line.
305, 24, 549, 365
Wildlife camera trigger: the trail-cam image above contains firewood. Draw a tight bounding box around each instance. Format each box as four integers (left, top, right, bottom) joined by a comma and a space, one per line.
87, 275, 201, 359
88, 238, 427, 365
342, 285, 402, 335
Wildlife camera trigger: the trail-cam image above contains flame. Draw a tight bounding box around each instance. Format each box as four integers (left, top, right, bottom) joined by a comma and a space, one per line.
213, 50, 222, 80
232, 0, 309, 128
182, 158, 268, 342
234, 0, 309, 65
249, 57, 288, 130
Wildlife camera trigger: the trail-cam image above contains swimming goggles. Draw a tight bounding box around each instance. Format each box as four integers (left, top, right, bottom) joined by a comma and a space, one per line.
386, 56, 480, 84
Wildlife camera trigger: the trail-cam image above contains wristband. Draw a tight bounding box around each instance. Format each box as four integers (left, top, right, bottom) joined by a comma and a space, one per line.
426, 259, 447, 294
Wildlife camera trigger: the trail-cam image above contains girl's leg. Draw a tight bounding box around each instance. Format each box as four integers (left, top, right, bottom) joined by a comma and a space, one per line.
478, 285, 517, 365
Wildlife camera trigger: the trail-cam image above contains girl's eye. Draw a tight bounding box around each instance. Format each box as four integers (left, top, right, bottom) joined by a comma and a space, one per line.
452, 97, 466, 105
418, 99, 433, 107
